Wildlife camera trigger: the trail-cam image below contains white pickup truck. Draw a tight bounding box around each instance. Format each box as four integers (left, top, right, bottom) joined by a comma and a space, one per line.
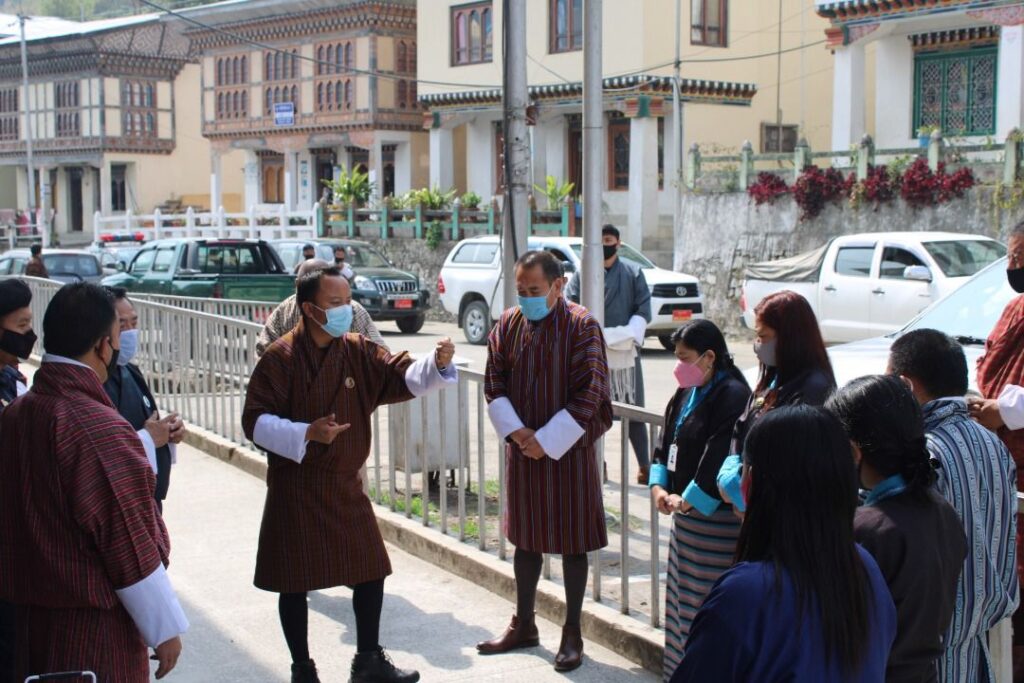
438, 235, 705, 346
740, 232, 1006, 343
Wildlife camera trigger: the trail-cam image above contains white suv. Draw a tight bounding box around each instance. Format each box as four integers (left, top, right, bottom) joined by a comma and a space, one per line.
437, 235, 705, 346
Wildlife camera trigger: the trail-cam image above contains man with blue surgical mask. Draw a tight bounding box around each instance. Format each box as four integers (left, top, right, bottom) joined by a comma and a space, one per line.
103, 287, 184, 513
242, 266, 457, 683
478, 250, 612, 673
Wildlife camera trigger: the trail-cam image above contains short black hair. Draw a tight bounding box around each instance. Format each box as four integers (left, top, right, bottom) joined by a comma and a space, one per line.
43, 283, 116, 358
302, 243, 315, 252
602, 224, 620, 240
889, 329, 968, 398
0, 279, 31, 318
296, 266, 343, 308
30, 244, 41, 256
104, 286, 129, 302
515, 250, 562, 283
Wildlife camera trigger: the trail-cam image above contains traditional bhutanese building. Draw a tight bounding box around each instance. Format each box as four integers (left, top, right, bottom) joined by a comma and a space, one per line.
0, 12, 204, 244
175, 0, 426, 213
416, 0, 837, 264
817, 0, 1024, 150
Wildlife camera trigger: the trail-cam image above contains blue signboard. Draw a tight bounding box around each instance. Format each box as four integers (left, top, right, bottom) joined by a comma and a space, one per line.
274, 102, 295, 127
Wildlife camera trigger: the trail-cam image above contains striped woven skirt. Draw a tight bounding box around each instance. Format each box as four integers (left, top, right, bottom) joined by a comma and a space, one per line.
663, 507, 742, 681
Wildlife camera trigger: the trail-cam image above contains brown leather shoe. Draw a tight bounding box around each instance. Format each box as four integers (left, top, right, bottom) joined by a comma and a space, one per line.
476, 615, 540, 655
637, 466, 649, 486
554, 624, 584, 672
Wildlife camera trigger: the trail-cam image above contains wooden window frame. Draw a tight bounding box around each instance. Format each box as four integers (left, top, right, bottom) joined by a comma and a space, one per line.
760, 122, 799, 153
691, 0, 728, 48
451, 2, 493, 66
605, 115, 666, 191
122, 79, 157, 136
548, 0, 583, 54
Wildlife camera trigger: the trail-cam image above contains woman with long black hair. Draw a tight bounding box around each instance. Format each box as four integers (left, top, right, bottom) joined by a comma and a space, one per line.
828, 375, 967, 683
672, 405, 897, 682
717, 290, 836, 511
648, 320, 750, 680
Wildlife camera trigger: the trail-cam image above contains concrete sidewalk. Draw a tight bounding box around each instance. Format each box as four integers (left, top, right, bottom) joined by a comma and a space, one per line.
162, 444, 659, 682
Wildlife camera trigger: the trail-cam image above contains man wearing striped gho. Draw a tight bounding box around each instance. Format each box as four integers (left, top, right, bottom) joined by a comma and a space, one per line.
242, 266, 456, 683
478, 250, 612, 673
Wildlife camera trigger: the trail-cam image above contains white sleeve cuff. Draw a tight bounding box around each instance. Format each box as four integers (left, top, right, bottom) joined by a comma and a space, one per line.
169, 443, 177, 466
533, 409, 586, 461
115, 564, 189, 648
253, 414, 310, 463
137, 429, 158, 474
486, 396, 526, 440
603, 325, 635, 348
999, 385, 1024, 431
627, 315, 648, 347
404, 353, 458, 398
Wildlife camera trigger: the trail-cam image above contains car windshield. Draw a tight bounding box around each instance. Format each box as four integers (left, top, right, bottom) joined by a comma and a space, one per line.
42, 254, 100, 277
903, 257, 1013, 344
922, 239, 1006, 277
569, 242, 655, 269
319, 243, 391, 268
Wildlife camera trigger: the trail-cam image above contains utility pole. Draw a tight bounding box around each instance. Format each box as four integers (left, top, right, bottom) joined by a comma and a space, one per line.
672, 0, 683, 264
581, 0, 604, 324
775, 0, 784, 148
18, 13, 38, 245
501, 0, 530, 311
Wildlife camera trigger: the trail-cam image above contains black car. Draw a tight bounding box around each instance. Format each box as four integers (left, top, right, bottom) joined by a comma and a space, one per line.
269, 239, 429, 333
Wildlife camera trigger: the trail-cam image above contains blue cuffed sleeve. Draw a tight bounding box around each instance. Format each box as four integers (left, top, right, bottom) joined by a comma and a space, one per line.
682, 480, 721, 517
716, 454, 745, 513
648, 463, 670, 490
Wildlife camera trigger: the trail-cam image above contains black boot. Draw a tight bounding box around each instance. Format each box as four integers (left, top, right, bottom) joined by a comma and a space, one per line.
291, 658, 320, 683
350, 647, 420, 683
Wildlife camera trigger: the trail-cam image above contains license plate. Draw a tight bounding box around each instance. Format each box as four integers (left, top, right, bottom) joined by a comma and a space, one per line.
672, 309, 693, 322
395, 299, 414, 309
386, 292, 418, 301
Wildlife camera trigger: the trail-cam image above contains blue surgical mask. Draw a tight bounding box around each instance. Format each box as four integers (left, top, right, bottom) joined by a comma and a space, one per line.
315, 304, 353, 338
117, 329, 139, 366
518, 287, 554, 322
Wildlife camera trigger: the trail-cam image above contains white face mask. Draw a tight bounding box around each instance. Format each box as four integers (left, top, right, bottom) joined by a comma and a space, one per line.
117, 329, 139, 366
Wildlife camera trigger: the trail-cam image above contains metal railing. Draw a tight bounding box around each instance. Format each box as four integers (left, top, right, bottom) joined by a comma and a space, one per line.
130, 292, 277, 325
92, 204, 319, 244
16, 279, 1022, 673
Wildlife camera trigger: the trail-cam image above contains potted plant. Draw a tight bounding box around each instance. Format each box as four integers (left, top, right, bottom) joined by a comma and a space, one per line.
460, 191, 482, 211
533, 175, 575, 210
321, 166, 375, 209
917, 124, 940, 148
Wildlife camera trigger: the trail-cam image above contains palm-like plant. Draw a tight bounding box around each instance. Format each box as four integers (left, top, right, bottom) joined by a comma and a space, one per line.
322, 167, 375, 207
533, 176, 575, 210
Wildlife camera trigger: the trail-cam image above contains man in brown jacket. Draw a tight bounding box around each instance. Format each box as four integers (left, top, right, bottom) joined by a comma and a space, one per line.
24, 245, 47, 279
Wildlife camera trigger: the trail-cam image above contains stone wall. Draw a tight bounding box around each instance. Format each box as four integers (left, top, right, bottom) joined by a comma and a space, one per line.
362, 235, 458, 324
675, 187, 1024, 337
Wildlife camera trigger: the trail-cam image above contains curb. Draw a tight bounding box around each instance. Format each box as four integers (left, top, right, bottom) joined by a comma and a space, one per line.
182, 424, 665, 674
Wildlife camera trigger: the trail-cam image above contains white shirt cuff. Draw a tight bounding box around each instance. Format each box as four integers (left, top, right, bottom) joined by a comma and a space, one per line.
533, 409, 586, 461
627, 315, 648, 346
486, 396, 526, 440
999, 385, 1024, 431
137, 429, 158, 474
603, 325, 635, 348
115, 564, 189, 648
253, 414, 310, 463
169, 443, 178, 466
404, 353, 458, 398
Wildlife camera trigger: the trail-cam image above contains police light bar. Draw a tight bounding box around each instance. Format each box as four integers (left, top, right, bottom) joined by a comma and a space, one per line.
99, 232, 146, 243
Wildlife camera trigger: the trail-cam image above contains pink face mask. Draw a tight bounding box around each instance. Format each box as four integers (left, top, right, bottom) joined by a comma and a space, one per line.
673, 356, 707, 389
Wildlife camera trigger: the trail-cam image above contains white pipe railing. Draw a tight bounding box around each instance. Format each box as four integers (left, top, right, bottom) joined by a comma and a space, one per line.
15, 278, 1022, 672
92, 203, 320, 244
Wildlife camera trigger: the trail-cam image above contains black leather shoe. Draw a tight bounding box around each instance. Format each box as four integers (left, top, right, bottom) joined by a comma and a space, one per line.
350, 647, 420, 683
476, 614, 540, 654
291, 658, 320, 683
554, 624, 584, 672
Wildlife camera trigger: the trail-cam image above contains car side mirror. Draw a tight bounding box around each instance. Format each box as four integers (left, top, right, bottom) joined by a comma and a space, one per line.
903, 265, 932, 282
116, 262, 126, 272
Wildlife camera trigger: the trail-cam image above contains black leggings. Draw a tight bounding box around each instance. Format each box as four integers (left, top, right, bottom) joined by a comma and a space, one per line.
279, 579, 385, 663
513, 549, 589, 627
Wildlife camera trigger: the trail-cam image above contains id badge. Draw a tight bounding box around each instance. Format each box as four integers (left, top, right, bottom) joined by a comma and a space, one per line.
667, 444, 678, 472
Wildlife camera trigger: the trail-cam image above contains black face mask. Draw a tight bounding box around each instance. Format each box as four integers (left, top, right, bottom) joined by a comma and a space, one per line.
1009, 267, 1024, 294
603, 244, 618, 260
335, 258, 345, 266
102, 338, 119, 379
0, 328, 37, 360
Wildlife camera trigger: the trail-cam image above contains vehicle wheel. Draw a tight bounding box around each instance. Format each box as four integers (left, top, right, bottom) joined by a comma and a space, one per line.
658, 334, 675, 352
396, 314, 425, 334
462, 301, 491, 345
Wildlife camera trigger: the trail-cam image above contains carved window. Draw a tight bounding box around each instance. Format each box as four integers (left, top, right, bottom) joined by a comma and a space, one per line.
549, 0, 582, 53
55, 81, 80, 138
914, 46, 997, 137
605, 115, 666, 190
452, 2, 492, 65
122, 79, 156, 137
0, 88, 18, 141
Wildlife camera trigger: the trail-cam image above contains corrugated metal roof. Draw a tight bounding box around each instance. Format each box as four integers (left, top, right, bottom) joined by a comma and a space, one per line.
0, 12, 160, 47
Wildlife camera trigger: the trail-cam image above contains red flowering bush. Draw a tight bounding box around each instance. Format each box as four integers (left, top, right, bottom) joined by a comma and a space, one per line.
862, 164, 897, 205
747, 172, 789, 205
899, 158, 976, 208
792, 166, 852, 221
